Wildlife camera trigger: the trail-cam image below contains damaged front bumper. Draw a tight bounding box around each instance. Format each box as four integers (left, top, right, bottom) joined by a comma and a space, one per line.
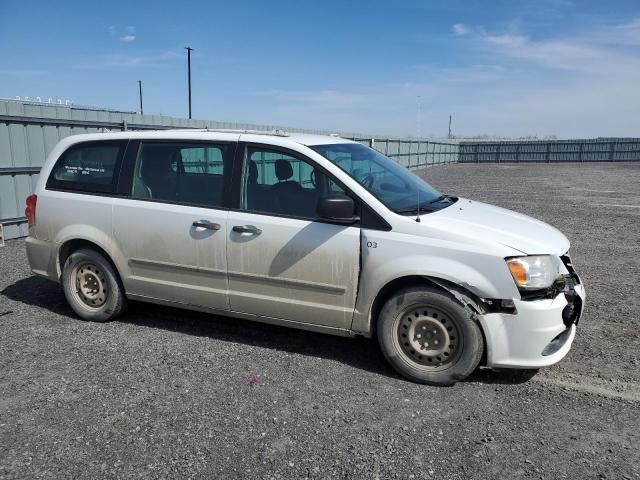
478, 272, 585, 370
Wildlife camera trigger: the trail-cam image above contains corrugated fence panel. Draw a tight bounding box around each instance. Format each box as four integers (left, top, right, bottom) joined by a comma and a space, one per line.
615, 141, 640, 161
459, 139, 640, 163
346, 137, 459, 169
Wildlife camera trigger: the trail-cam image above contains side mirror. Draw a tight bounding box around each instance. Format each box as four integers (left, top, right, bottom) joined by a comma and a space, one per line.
317, 194, 359, 224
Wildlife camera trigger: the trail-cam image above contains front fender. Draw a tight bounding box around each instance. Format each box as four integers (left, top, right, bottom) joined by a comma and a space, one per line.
351, 244, 520, 335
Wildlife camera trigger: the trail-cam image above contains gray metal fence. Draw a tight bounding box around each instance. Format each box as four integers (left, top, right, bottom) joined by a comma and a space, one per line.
459, 139, 640, 163
349, 137, 458, 169
0, 99, 457, 240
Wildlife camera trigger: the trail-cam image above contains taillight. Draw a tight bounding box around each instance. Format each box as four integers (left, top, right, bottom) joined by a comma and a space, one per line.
25, 194, 37, 228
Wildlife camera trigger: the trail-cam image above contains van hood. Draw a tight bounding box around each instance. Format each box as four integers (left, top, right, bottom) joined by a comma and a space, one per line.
428, 198, 570, 255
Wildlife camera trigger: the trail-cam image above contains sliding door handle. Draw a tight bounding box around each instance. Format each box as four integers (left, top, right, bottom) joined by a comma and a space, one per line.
232, 225, 262, 234
192, 220, 221, 230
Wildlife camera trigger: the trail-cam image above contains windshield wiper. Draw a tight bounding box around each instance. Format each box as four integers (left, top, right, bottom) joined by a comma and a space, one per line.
429, 194, 451, 204
395, 204, 435, 215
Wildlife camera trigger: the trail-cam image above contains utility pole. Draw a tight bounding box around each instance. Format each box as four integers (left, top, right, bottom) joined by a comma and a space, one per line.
185, 47, 193, 119
138, 80, 143, 115
448, 114, 452, 139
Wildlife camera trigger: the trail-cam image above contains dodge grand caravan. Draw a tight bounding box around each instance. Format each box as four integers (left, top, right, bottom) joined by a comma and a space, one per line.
25, 130, 585, 385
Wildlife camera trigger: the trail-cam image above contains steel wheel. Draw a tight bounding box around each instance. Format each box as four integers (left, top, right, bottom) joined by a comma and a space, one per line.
393, 305, 462, 370
377, 287, 484, 385
72, 262, 108, 308
62, 248, 127, 322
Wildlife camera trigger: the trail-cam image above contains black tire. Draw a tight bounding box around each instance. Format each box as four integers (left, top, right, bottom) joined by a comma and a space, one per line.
62, 248, 127, 322
377, 286, 483, 386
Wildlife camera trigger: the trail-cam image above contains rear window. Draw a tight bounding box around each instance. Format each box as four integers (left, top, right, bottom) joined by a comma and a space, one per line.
47, 141, 126, 193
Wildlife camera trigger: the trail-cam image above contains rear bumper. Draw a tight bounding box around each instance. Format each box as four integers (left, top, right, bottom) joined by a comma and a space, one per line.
25, 236, 58, 281
479, 282, 585, 369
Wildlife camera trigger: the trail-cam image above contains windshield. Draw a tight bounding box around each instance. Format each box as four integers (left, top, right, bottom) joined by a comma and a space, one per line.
310, 143, 454, 214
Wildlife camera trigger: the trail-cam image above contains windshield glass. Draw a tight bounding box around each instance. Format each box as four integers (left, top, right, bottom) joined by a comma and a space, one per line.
310, 143, 453, 213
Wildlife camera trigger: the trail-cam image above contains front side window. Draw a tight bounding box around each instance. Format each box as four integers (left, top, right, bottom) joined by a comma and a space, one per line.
241, 147, 346, 219
132, 142, 230, 208
47, 141, 126, 193
310, 143, 453, 214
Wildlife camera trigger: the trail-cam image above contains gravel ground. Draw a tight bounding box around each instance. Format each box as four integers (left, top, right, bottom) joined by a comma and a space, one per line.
1, 162, 639, 479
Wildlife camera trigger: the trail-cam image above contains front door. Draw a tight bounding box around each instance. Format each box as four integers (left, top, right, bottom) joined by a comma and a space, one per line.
226, 145, 360, 329
113, 140, 235, 310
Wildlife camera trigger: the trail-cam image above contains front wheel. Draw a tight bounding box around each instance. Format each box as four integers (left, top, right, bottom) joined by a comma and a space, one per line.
62, 248, 127, 322
377, 287, 484, 385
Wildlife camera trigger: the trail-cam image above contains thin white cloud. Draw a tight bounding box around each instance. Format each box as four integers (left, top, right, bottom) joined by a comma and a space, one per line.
488, 38, 609, 71
596, 18, 640, 46
466, 18, 640, 75
452, 23, 472, 36
449, 75, 640, 138
110, 25, 137, 42
435, 17, 640, 136
248, 17, 640, 138
484, 34, 528, 48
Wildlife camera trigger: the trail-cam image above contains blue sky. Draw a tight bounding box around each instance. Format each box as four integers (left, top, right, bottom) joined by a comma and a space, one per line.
1, 0, 639, 138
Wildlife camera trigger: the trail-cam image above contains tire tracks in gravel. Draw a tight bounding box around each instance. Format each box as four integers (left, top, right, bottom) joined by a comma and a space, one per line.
532, 375, 640, 402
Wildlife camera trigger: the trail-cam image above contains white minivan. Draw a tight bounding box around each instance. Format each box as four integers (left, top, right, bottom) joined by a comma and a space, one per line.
25, 130, 585, 385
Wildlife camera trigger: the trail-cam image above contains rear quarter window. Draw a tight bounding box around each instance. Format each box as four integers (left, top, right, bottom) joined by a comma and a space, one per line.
47, 141, 127, 193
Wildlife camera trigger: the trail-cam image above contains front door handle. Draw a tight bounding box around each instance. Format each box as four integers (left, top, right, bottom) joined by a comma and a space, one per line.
192, 220, 221, 230
232, 225, 262, 234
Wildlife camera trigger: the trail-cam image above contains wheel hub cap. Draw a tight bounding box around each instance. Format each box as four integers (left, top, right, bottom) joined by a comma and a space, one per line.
396, 307, 459, 367
75, 263, 108, 308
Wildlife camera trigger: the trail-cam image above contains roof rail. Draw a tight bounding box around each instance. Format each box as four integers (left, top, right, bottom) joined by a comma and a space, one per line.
203, 128, 290, 137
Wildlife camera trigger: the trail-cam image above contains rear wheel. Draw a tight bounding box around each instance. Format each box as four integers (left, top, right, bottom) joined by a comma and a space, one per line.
62, 248, 127, 322
377, 287, 483, 385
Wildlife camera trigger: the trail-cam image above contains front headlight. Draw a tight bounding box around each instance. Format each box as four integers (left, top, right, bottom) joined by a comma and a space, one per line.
506, 255, 568, 290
